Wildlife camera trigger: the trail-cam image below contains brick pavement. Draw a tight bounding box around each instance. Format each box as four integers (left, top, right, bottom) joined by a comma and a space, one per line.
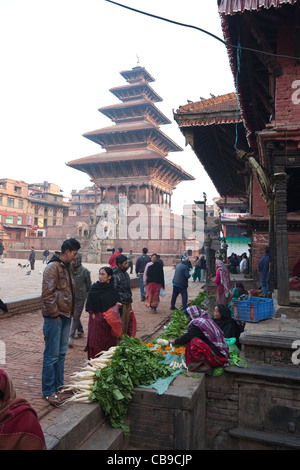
0, 257, 204, 430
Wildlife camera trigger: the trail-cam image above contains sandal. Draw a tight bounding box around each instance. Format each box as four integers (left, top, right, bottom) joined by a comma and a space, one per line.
43, 393, 62, 407
57, 389, 74, 401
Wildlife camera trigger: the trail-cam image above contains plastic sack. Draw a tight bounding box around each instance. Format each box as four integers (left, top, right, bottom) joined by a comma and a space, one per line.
103, 305, 122, 337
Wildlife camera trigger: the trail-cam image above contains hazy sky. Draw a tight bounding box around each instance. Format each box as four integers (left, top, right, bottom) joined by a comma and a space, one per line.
0, 0, 235, 214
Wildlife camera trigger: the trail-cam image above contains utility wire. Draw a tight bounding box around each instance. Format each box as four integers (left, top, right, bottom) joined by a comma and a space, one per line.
105, 0, 300, 62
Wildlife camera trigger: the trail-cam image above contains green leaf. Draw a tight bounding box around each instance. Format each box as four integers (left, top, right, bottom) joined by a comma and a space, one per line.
113, 388, 125, 400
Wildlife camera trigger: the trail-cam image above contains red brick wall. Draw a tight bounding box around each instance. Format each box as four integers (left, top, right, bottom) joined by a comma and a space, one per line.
276, 26, 300, 124
251, 232, 269, 277
251, 231, 300, 276
252, 178, 269, 216
287, 233, 300, 274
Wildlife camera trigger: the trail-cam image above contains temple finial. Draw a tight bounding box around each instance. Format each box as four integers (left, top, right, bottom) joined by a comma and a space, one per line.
136, 54, 140, 66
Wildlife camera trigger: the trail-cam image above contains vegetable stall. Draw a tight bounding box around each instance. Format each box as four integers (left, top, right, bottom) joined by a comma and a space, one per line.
63, 294, 214, 435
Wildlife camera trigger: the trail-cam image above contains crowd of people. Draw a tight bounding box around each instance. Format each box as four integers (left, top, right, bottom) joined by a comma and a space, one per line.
228, 252, 249, 275
1, 241, 278, 449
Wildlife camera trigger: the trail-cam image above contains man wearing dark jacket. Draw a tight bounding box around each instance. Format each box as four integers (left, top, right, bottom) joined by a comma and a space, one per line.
0, 241, 4, 263
170, 254, 190, 311
135, 248, 151, 301
29, 246, 35, 270
258, 246, 270, 294
41, 238, 80, 406
68, 252, 91, 347
113, 254, 132, 335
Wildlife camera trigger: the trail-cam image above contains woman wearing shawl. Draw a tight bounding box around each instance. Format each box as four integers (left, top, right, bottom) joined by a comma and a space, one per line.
214, 260, 232, 305
213, 304, 241, 350
143, 253, 165, 314
235, 282, 248, 296
0, 369, 46, 450
170, 306, 230, 374
85, 267, 121, 359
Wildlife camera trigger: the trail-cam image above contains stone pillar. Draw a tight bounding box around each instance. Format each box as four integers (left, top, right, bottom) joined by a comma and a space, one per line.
204, 233, 212, 277
274, 172, 289, 306
268, 196, 276, 292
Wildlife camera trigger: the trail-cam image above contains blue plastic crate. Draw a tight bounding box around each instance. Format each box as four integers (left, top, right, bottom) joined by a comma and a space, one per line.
232, 297, 274, 322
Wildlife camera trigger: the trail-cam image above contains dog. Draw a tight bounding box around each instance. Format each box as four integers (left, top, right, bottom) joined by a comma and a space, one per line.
18, 263, 30, 268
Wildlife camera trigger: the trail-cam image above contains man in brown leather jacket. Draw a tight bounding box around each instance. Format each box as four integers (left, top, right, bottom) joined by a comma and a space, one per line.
41, 238, 81, 406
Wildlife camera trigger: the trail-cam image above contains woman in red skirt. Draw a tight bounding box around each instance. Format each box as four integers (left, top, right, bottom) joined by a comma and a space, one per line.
85, 267, 121, 359
170, 305, 230, 374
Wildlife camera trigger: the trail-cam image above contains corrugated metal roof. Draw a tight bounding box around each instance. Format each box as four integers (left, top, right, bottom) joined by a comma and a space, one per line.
218, 0, 297, 15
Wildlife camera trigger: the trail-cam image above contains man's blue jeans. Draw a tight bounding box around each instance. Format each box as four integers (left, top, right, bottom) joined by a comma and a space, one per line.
138, 274, 145, 300
42, 316, 71, 397
171, 285, 188, 311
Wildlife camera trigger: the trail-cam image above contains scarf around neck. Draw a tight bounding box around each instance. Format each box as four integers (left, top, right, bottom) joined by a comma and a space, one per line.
85, 280, 120, 313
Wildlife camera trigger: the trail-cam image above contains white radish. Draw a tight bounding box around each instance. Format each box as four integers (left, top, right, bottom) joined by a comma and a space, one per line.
63, 345, 118, 405
156, 338, 169, 346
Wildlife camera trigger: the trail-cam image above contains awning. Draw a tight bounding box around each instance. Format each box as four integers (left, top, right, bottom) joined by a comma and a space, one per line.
226, 237, 251, 243
2, 224, 27, 229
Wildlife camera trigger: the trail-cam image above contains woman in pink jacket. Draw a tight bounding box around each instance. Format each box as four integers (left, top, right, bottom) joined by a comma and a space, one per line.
214, 260, 232, 305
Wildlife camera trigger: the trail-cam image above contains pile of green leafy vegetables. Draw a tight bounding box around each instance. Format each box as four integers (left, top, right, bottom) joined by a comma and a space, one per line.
189, 291, 212, 306
89, 335, 174, 435
158, 308, 189, 341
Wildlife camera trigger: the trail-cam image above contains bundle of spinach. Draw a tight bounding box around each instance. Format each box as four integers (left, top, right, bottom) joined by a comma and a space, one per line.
189, 291, 208, 306
159, 308, 189, 341
89, 335, 173, 435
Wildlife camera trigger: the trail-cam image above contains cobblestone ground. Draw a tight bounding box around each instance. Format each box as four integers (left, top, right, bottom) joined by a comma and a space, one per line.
0, 257, 204, 429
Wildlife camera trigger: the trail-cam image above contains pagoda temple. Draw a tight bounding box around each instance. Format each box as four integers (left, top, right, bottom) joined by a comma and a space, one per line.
67, 65, 194, 262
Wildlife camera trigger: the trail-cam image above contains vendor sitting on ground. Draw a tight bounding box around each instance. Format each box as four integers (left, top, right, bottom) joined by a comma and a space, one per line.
235, 282, 248, 298
289, 256, 300, 291
228, 282, 248, 310
169, 305, 230, 375
213, 304, 242, 350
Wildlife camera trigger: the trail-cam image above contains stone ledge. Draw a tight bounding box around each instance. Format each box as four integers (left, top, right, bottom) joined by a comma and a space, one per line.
43, 403, 104, 450
42, 374, 205, 451
0, 295, 42, 318
229, 427, 300, 449
226, 364, 300, 382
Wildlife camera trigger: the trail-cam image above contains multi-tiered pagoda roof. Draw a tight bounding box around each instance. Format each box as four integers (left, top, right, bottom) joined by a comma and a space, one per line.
67, 65, 194, 203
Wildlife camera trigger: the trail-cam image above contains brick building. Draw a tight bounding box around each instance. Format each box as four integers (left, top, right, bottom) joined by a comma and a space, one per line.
175, 1, 300, 305
70, 186, 96, 216
214, 197, 250, 258
0, 178, 71, 251
218, 0, 300, 305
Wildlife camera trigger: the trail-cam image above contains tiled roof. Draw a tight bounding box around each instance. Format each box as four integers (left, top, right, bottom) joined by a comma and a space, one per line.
175, 93, 242, 126
218, 0, 297, 15
176, 92, 238, 114
66, 150, 194, 181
